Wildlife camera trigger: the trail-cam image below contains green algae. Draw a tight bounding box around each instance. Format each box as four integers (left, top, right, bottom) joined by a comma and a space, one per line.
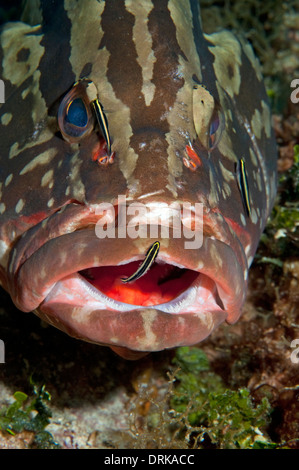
259, 145, 299, 263
127, 347, 278, 449
280, 145, 299, 200
0, 381, 60, 449
168, 346, 275, 449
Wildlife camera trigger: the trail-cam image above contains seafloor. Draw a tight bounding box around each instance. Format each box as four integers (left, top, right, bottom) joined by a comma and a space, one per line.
0, 0, 298, 449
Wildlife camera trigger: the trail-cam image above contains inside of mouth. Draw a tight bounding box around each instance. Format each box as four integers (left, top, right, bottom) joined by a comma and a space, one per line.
79, 261, 199, 306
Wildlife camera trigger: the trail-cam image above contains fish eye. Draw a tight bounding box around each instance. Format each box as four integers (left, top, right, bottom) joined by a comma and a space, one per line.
58, 83, 94, 143
208, 109, 224, 150
193, 85, 224, 151
66, 98, 88, 127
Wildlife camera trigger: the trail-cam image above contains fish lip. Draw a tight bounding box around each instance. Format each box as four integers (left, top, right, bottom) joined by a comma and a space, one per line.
10, 224, 246, 316
7, 202, 98, 277
37, 273, 228, 352
7, 202, 248, 351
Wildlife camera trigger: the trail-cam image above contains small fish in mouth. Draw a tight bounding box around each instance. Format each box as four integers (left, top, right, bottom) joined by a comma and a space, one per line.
0, 0, 277, 359
80, 253, 198, 307
121, 241, 160, 283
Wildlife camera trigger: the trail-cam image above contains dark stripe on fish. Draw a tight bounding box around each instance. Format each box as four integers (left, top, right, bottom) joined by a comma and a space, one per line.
38, 0, 75, 107
99, 0, 142, 111
189, 0, 218, 99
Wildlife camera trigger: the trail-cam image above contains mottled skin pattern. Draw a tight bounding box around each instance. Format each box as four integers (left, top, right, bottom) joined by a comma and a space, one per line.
0, 0, 277, 359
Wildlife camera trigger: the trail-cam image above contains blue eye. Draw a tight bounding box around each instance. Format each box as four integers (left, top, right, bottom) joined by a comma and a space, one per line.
208, 110, 224, 149
65, 98, 88, 127
209, 115, 219, 137
58, 83, 94, 143
192, 85, 224, 151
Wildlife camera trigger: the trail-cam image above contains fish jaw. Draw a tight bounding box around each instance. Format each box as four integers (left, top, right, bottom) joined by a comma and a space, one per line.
8, 220, 247, 356
38, 273, 227, 357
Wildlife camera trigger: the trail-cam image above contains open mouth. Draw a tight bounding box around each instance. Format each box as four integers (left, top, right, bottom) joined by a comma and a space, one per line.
71, 251, 228, 322
34, 250, 229, 354
9, 210, 247, 354
79, 261, 199, 307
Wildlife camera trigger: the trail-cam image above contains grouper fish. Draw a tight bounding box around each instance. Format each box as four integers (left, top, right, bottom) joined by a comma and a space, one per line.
0, 0, 277, 359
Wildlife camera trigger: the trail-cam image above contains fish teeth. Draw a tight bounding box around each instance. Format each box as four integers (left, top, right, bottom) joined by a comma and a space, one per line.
160, 286, 197, 313
79, 275, 134, 311
78, 272, 201, 314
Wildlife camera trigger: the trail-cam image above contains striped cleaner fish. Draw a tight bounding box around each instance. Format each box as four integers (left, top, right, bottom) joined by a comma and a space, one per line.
0, 0, 277, 359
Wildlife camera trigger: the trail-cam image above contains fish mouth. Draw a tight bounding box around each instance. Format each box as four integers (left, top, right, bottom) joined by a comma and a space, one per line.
78, 262, 204, 310
8, 206, 248, 355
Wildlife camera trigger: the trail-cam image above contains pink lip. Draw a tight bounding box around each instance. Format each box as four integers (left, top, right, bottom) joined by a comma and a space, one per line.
40, 272, 228, 354
7, 202, 248, 355
9, 233, 245, 352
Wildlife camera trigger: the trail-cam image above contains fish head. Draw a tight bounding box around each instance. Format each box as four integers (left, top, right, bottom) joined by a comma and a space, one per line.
0, 0, 277, 358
